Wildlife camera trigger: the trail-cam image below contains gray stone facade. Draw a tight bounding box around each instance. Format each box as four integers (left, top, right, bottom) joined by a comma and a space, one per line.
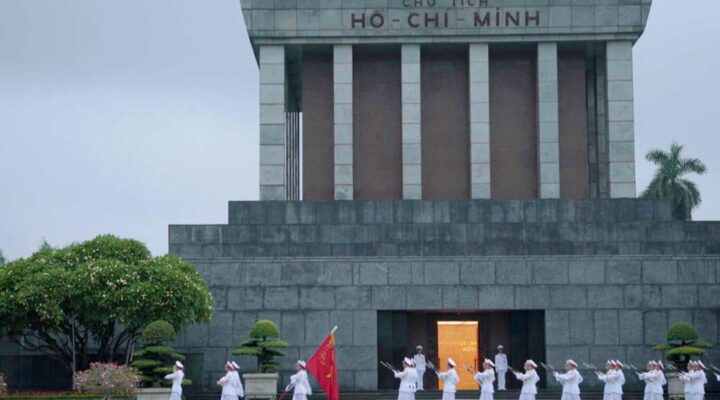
169, 199, 720, 391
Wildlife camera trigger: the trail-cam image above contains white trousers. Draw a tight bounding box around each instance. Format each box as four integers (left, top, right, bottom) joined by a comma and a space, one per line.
561, 393, 581, 400
480, 392, 494, 400
519, 393, 536, 400
497, 369, 507, 390
221, 395, 236, 400
416, 369, 425, 390
644, 394, 663, 400
603, 394, 622, 400
292, 394, 307, 400
169, 393, 182, 400
685, 395, 704, 400
398, 392, 415, 400
442, 392, 456, 400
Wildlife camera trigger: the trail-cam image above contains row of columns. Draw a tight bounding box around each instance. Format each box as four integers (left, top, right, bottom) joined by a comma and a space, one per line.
258, 42, 637, 201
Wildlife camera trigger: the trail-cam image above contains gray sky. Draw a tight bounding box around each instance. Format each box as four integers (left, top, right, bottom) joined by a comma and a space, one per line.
0, 0, 718, 260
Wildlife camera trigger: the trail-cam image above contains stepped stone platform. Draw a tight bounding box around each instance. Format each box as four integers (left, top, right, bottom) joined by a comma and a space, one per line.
168, 199, 720, 392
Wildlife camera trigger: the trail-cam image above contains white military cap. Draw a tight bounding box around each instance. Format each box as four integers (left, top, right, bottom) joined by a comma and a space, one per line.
403, 357, 414, 367
225, 361, 233, 369
525, 360, 537, 368
614, 360, 624, 368
497, 345, 504, 349
448, 358, 456, 367
297, 360, 307, 368
175, 361, 184, 369
484, 359, 495, 367
231, 361, 240, 370
566, 360, 577, 367
656, 361, 664, 369
416, 345, 423, 350
697, 361, 707, 370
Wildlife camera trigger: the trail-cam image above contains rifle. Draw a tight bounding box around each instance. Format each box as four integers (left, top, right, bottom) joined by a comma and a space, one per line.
427, 361, 439, 373
462, 363, 478, 375
540, 362, 556, 371
380, 361, 399, 373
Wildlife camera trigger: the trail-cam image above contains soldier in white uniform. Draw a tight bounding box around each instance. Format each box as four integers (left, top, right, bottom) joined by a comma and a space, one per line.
436, 358, 460, 400
473, 359, 496, 400
394, 357, 419, 400
596, 360, 623, 400
680, 360, 707, 400
230, 361, 244, 399
637, 361, 664, 400
288, 360, 312, 400
495, 345, 508, 391
553, 359, 583, 400
163, 361, 185, 400
218, 362, 237, 400
412, 346, 426, 391
513, 360, 540, 400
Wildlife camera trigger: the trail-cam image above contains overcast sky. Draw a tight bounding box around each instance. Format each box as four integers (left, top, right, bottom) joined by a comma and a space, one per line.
0, 0, 718, 260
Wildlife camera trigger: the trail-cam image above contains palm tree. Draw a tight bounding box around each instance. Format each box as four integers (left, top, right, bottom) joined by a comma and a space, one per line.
641, 142, 707, 221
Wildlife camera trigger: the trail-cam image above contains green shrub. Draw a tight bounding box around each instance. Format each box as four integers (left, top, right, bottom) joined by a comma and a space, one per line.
654, 322, 712, 369
232, 320, 288, 373
73, 362, 140, 398
132, 321, 190, 388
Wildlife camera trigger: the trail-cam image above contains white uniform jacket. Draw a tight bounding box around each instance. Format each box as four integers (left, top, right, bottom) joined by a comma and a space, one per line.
164, 371, 184, 394
231, 370, 244, 397
394, 368, 419, 393
680, 371, 706, 395
290, 370, 313, 395
437, 368, 460, 393
638, 370, 664, 396
413, 354, 426, 372
495, 354, 508, 371
219, 372, 236, 397
598, 370, 624, 395
514, 370, 539, 395
554, 369, 583, 395
474, 369, 496, 393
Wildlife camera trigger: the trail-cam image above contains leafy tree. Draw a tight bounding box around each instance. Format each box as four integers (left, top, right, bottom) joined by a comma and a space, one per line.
654, 322, 712, 370
0, 250, 5, 265
641, 142, 707, 221
0, 235, 214, 374
132, 321, 190, 388
232, 320, 288, 372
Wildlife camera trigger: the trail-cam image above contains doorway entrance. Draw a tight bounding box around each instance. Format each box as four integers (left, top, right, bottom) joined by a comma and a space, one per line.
437, 321, 479, 390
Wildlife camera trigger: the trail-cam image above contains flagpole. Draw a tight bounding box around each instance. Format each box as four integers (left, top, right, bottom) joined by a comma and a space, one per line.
331, 326, 338, 334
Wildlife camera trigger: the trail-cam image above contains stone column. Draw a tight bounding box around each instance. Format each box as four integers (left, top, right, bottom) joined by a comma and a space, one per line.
469, 43, 491, 199
402, 44, 422, 200
537, 42, 560, 198
259, 45, 286, 200
334, 45, 353, 200
606, 41, 637, 198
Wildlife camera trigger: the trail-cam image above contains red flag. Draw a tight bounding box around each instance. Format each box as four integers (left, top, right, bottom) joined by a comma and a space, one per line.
306, 328, 339, 400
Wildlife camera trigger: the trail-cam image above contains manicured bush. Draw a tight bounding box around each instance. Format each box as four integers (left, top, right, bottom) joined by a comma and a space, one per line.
131, 321, 189, 388
232, 319, 288, 373
73, 362, 140, 398
654, 322, 712, 369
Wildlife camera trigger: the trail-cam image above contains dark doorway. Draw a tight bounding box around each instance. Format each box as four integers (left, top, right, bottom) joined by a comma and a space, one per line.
377, 310, 546, 390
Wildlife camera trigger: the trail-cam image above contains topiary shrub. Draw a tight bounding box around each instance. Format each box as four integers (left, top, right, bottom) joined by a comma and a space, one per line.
654, 322, 712, 370
132, 321, 190, 388
232, 320, 288, 373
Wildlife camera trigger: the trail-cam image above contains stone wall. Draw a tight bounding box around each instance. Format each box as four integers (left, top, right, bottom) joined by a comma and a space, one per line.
169, 200, 720, 391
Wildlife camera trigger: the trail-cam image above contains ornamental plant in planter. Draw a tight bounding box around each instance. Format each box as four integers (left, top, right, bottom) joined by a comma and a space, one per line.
73, 362, 141, 400
132, 321, 190, 400
654, 322, 713, 399
232, 320, 288, 398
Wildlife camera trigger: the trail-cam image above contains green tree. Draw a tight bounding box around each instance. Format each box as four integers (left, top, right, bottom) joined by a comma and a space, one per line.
232, 320, 288, 372
0, 235, 213, 374
641, 142, 707, 221
654, 322, 712, 370
0, 250, 5, 265
132, 321, 190, 388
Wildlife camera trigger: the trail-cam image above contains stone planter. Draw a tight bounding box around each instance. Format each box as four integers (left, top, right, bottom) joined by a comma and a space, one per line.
136, 387, 173, 400
666, 372, 684, 400
243, 373, 279, 400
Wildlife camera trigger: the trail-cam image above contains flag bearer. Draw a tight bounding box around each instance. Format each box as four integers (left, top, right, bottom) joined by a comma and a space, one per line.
473, 359, 496, 400
513, 360, 540, 400
553, 360, 583, 400
288, 360, 312, 400
164, 361, 185, 400
495, 346, 508, 390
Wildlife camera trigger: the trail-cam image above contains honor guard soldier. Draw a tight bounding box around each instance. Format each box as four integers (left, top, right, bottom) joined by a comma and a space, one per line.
230, 361, 244, 399
473, 359, 496, 400
553, 359, 583, 400
680, 360, 707, 400
513, 360, 540, 400
288, 360, 312, 400
163, 361, 185, 400
394, 357, 419, 400
436, 358, 460, 400
413, 346, 426, 391
495, 345, 508, 390
218, 362, 237, 400
596, 360, 624, 400
637, 361, 665, 400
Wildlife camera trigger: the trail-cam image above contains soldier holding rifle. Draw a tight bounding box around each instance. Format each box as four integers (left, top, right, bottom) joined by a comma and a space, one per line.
637, 360, 665, 400
512, 360, 540, 400
552, 360, 583, 400
433, 358, 460, 400
381, 357, 418, 400
469, 359, 496, 400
